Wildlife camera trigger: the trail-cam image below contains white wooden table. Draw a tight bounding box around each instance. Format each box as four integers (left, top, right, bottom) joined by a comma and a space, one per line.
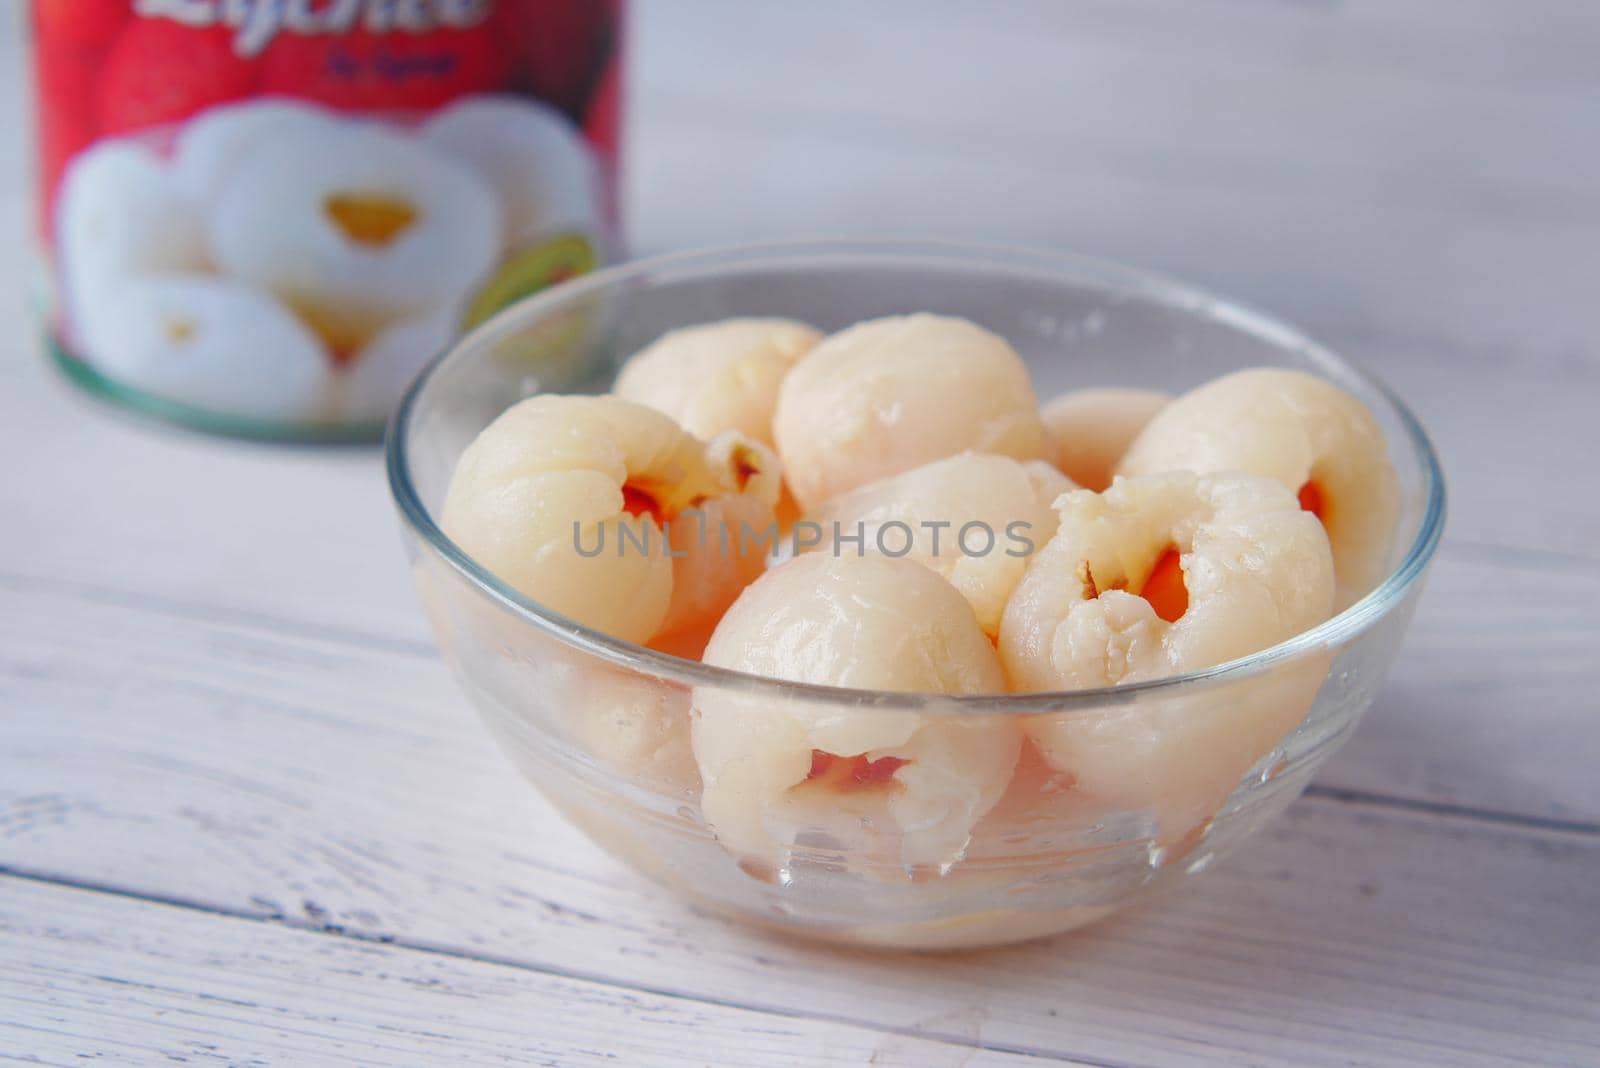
4, 3, 1598, 1064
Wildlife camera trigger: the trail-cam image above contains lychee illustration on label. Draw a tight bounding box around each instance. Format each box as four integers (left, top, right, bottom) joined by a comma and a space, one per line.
32, 0, 622, 434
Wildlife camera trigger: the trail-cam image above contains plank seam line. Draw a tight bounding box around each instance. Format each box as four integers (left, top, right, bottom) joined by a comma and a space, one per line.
1309, 321, 1600, 369
1301, 786, 1600, 837
643, 90, 1600, 227
9, 535, 1599, 664
0, 867, 1128, 1068
0, 570, 437, 659
1430, 539, 1600, 577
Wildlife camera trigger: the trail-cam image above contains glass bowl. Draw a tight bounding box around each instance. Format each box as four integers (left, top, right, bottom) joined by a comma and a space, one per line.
386, 240, 1445, 950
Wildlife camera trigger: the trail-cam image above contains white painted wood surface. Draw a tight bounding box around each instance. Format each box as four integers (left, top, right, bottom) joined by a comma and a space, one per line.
3, 1, 1599, 1065
1, 879, 1048, 1068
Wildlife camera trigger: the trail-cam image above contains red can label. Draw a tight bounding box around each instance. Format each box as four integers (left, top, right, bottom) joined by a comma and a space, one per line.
32, 0, 623, 435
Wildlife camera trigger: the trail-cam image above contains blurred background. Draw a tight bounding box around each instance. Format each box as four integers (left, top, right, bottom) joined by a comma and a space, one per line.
624, 1, 1599, 360
10, 1, 1596, 553
13, 1, 1599, 355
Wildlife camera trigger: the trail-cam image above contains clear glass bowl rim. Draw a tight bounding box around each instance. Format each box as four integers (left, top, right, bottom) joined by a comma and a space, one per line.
386, 238, 1446, 714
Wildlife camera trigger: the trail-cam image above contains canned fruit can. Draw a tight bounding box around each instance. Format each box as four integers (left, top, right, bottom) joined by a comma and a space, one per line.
31, 0, 624, 440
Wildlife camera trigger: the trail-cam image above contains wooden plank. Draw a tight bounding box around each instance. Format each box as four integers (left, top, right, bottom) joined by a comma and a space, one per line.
0, 878, 1046, 1068
1313, 545, 1600, 826
1327, 333, 1600, 564
629, 110, 1600, 370
1, 577, 1596, 1066
0, 353, 431, 647
637, 1, 1600, 206
630, 0, 1600, 359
